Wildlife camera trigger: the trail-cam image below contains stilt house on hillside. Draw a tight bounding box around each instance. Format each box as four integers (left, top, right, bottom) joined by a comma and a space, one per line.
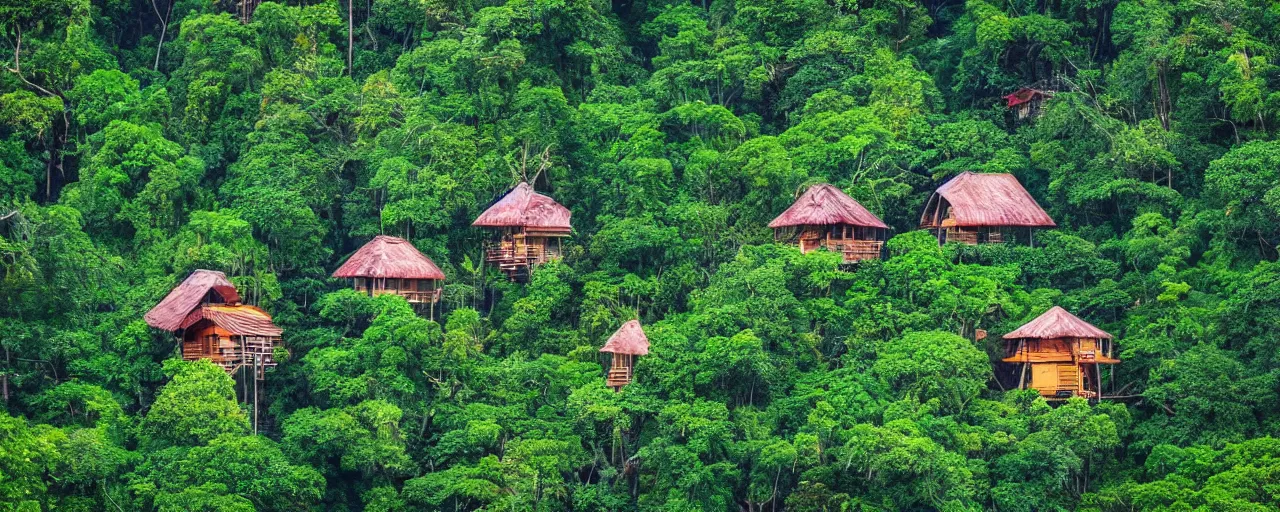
144, 270, 282, 378
472, 182, 572, 282
1004, 88, 1053, 120
332, 235, 445, 304
919, 172, 1056, 245
1002, 306, 1118, 400
769, 184, 889, 263
600, 320, 649, 391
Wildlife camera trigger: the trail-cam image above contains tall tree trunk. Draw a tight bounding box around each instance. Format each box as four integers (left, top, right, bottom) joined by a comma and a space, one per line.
348, 0, 354, 75
151, 0, 170, 71
1156, 62, 1172, 131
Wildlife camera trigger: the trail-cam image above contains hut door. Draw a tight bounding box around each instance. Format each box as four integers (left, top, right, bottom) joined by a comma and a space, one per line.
1030, 364, 1057, 392
514, 233, 527, 258
528, 237, 546, 264
1032, 364, 1081, 395
799, 227, 821, 253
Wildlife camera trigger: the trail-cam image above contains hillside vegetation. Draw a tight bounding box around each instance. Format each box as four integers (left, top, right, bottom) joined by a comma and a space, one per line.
3, 0, 1280, 510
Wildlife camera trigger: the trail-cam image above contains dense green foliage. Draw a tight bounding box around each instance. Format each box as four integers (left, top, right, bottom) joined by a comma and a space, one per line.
3, 0, 1280, 510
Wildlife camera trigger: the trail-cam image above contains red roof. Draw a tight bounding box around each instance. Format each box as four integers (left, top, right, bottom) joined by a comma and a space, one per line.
599, 320, 649, 355
1004, 88, 1051, 108
332, 235, 445, 280
145, 270, 242, 332
1003, 306, 1112, 340
926, 172, 1056, 228
472, 182, 572, 232
768, 184, 888, 229
179, 305, 283, 337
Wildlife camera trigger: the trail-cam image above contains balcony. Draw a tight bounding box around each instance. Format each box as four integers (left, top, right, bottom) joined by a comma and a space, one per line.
369, 288, 442, 304
485, 244, 539, 268
799, 239, 884, 263
835, 240, 884, 263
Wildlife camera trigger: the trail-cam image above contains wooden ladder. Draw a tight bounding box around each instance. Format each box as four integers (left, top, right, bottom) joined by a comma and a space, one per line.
1058, 365, 1080, 391
606, 367, 631, 388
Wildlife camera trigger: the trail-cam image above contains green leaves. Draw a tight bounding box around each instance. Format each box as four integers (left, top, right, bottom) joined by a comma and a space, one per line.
0, 412, 61, 509
281, 400, 414, 481
141, 360, 248, 448
61, 120, 204, 244
129, 433, 323, 511
872, 331, 991, 415
9, 0, 1280, 509
1204, 140, 1280, 257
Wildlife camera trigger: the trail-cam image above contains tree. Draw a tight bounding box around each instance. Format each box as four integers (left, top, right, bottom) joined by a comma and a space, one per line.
0, 412, 60, 509
872, 330, 991, 415
141, 360, 248, 448
60, 120, 204, 244
1204, 140, 1280, 259
129, 434, 323, 511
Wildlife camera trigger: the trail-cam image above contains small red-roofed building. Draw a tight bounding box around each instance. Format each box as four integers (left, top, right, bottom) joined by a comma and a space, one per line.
1004, 87, 1053, 120
1002, 306, 1119, 400
769, 184, 889, 262
473, 182, 572, 281
145, 270, 283, 377
919, 172, 1056, 245
333, 235, 445, 304
178, 305, 282, 376
600, 320, 649, 391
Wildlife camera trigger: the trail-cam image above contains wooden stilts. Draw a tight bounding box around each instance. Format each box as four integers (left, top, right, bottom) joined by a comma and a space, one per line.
1096, 364, 1103, 400
4, 346, 11, 403
252, 355, 260, 436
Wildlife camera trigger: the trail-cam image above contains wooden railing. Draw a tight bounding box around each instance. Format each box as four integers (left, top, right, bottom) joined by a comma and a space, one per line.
184, 336, 280, 375
370, 288, 442, 304
836, 240, 884, 263
797, 239, 884, 262
485, 245, 538, 263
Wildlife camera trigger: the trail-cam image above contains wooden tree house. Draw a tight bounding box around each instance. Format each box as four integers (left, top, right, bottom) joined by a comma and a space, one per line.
920, 172, 1056, 245
1004, 88, 1053, 120
144, 270, 283, 378
472, 182, 572, 282
177, 305, 282, 378
1002, 306, 1119, 401
332, 235, 445, 306
600, 320, 649, 391
769, 184, 889, 263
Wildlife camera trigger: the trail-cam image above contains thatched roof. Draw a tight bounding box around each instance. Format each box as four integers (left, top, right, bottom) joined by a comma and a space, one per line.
768, 184, 888, 229
472, 182, 572, 232
144, 270, 241, 332
600, 320, 649, 355
926, 172, 1056, 228
179, 305, 283, 337
332, 235, 445, 280
1003, 306, 1112, 340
